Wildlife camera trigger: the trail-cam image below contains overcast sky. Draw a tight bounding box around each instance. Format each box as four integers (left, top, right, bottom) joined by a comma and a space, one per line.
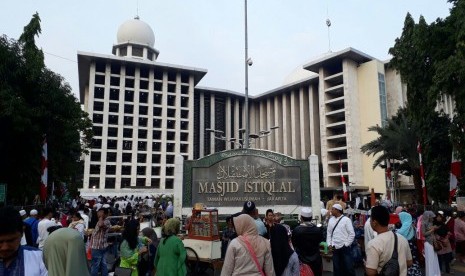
0, 1, 452, 99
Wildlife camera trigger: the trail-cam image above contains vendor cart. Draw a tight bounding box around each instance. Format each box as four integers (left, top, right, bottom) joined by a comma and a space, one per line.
182, 208, 222, 275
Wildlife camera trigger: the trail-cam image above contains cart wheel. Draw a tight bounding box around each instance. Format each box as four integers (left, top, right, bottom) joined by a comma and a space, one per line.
185, 246, 200, 276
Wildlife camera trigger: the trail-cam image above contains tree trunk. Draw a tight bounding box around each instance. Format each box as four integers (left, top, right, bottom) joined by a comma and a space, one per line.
412, 168, 425, 205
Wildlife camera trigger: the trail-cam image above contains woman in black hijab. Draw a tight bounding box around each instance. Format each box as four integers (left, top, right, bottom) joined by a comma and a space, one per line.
270, 224, 300, 276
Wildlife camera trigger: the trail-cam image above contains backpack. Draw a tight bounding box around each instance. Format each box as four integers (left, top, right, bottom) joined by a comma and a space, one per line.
299, 261, 314, 276
379, 232, 400, 276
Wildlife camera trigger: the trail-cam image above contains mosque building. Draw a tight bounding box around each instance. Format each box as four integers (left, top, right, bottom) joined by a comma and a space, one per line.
78, 17, 424, 203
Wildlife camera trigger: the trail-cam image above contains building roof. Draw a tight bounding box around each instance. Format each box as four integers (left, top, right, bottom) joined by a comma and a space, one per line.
303, 47, 375, 73
77, 51, 207, 103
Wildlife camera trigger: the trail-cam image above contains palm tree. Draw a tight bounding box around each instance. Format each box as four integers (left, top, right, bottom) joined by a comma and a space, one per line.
361, 109, 423, 203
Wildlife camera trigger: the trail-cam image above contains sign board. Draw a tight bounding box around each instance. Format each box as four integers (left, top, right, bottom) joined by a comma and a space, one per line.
0, 183, 6, 203
183, 149, 310, 207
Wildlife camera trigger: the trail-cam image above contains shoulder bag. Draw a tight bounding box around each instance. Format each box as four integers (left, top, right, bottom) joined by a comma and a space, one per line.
379, 232, 400, 276
239, 236, 266, 276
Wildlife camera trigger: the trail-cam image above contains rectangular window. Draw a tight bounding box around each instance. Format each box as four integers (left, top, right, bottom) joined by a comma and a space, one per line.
140, 66, 149, 78
154, 71, 163, 80
181, 132, 188, 141
109, 103, 119, 113
151, 178, 160, 188
140, 81, 149, 91
94, 87, 104, 99
167, 108, 176, 118
154, 82, 163, 91
152, 142, 161, 151
181, 121, 188, 130
107, 127, 118, 137
93, 126, 102, 136
181, 73, 189, 83
105, 178, 115, 189
89, 178, 100, 188
110, 89, 119, 101
166, 155, 175, 164
167, 132, 175, 141
138, 129, 147, 139
95, 75, 105, 85
153, 93, 162, 105
167, 120, 175, 129
126, 65, 135, 76
378, 73, 388, 127
180, 144, 188, 153
122, 153, 132, 162
181, 110, 189, 118
153, 119, 161, 128
91, 139, 102, 149
125, 78, 134, 88
181, 85, 189, 95
139, 106, 148, 115
124, 116, 133, 126
107, 139, 117, 149
153, 131, 162, 140
166, 167, 174, 176
123, 128, 132, 138
165, 179, 174, 189
110, 76, 120, 86
138, 141, 147, 151
151, 166, 160, 175
124, 104, 133, 114
93, 101, 104, 112
137, 166, 146, 175
108, 115, 118, 125
168, 83, 176, 93
111, 63, 120, 75
106, 152, 117, 162
138, 118, 148, 127
133, 46, 143, 57
168, 72, 176, 82
137, 153, 147, 163
93, 114, 103, 124
154, 106, 163, 115
136, 178, 146, 187
167, 95, 176, 106
96, 62, 106, 73
125, 90, 134, 102
90, 165, 101, 174
166, 143, 175, 152
121, 166, 131, 175
90, 151, 101, 161
121, 178, 131, 188
123, 140, 132, 150
181, 96, 189, 107
152, 155, 161, 163
106, 165, 116, 174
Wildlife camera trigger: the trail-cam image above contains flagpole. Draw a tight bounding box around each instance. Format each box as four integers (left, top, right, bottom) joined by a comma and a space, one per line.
340, 158, 348, 202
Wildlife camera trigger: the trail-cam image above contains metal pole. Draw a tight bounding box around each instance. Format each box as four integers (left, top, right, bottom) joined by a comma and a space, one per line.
244, 0, 249, 149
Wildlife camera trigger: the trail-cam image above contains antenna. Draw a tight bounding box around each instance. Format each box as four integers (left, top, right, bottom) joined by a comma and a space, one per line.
136, 0, 139, 19
326, 4, 332, 52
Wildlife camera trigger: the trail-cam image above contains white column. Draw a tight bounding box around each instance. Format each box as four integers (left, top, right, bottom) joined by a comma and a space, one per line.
210, 94, 216, 154
309, 154, 321, 223
173, 154, 184, 219
199, 92, 205, 157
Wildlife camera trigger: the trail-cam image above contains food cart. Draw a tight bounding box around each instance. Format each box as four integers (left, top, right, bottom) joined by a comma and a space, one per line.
182, 207, 222, 275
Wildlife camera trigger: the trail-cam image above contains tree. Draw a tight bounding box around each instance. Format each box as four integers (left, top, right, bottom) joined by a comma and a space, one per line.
0, 13, 92, 204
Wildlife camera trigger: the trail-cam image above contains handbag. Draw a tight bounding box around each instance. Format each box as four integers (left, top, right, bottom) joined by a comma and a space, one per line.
379, 232, 400, 276
239, 236, 266, 276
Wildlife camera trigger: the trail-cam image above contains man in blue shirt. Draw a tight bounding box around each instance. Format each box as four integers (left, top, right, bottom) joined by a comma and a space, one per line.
0, 206, 47, 276
242, 201, 267, 236
23, 209, 39, 247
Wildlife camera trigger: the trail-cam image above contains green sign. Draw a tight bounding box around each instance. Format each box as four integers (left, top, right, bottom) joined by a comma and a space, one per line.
0, 184, 6, 203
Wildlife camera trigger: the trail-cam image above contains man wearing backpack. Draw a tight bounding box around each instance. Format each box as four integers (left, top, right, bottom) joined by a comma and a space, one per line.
366, 206, 412, 276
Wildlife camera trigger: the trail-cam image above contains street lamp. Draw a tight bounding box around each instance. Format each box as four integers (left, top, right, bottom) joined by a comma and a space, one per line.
242, 126, 279, 148
206, 129, 242, 149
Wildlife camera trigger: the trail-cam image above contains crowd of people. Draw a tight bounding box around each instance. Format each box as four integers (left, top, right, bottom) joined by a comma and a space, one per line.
1, 193, 465, 276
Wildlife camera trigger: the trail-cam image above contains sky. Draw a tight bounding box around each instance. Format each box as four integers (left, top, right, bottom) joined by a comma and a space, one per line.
0, 1, 453, 99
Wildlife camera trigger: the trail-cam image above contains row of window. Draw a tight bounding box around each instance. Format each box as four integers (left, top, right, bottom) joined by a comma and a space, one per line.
88, 177, 174, 189
92, 127, 189, 141
89, 164, 175, 176
91, 139, 189, 153
92, 113, 189, 129
93, 104, 189, 118
95, 62, 190, 84
93, 88, 189, 107
94, 75, 190, 93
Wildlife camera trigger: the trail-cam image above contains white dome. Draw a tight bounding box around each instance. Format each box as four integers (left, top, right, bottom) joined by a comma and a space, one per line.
117, 18, 155, 47
282, 65, 317, 86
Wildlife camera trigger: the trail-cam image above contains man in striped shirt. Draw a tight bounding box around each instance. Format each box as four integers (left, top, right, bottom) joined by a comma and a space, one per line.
89, 206, 111, 276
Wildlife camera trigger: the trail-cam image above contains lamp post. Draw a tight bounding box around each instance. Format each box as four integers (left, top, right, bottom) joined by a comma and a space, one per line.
244, 0, 250, 149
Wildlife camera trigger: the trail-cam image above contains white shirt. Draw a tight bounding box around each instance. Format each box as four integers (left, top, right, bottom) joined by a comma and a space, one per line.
366, 231, 412, 276
78, 211, 89, 229
326, 215, 355, 249
23, 247, 48, 276
37, 218, 56, 249
364, 218, 377, 249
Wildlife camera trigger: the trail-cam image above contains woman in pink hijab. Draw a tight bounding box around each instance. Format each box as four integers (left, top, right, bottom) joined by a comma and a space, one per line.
221, 214, 274, 276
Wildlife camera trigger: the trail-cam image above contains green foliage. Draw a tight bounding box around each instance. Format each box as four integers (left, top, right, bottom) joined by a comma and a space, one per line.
364, 1, 464, 204
0, 13, 92, 204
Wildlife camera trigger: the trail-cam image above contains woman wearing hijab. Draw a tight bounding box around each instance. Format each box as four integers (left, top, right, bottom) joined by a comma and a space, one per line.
421, 210, 441, 276
221, 214, 274, 276
154, 218, 186, 276
43, 228, 90, 276
119, 219, 151, 276
138, 227, 159, 276
398, 212, 423, 276
270, 223, 299, 276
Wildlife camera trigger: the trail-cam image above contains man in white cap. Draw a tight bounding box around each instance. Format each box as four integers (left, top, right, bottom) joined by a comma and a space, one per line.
24, 209, 39, 247
18, 210, 27, 246
292, 207, 324, 276
326, 203, 355, 276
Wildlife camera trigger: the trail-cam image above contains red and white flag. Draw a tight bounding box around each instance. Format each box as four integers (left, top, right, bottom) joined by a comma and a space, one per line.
40, 136, 48, 202
340, 159, 348, 201
417, 141, 427, 205
386, 159, 392, 200
449, 151, 461, 204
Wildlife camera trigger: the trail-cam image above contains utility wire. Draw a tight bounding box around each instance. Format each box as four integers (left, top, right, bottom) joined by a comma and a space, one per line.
43, 51, 77, 63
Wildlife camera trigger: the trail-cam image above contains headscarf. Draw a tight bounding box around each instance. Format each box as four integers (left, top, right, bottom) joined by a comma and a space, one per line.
162, 218, 180, 238
270, 224, 293, 276
141, 227, 159, 247
421, 211, 435, 234
43, 228, 90, 276
233, 214, 268, 258
397, 212, 414, 240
